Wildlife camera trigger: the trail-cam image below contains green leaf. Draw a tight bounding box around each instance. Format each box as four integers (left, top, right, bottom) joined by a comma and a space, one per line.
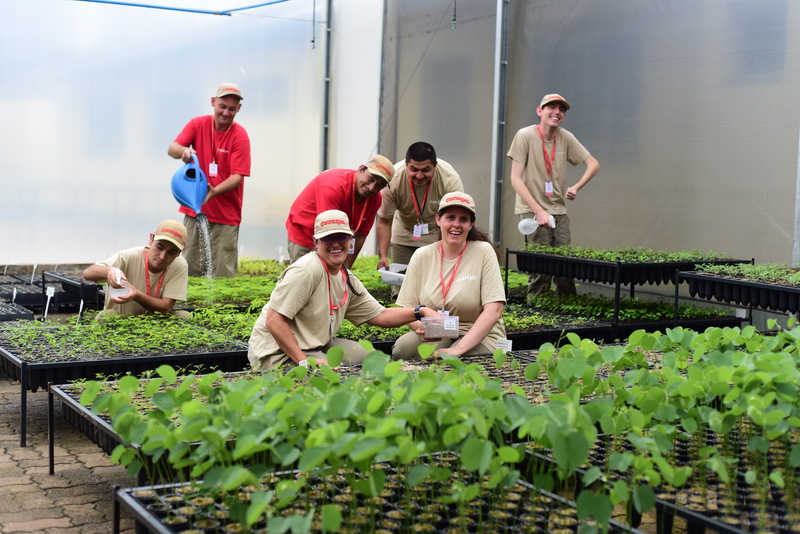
321, 504, 342, 532
349, 437, 385, 463
576, 490, 612, 526
246, 490, 269, 525
407, 464, 431, 487
524, 362, 542, 382
326, 345, 344, 367
157, 365, 177, 383
632, 485, 656, 513
497, 446, 522, 463
117, 375, 139, 395
461, 438, 493, 474
298, 446, 330, 472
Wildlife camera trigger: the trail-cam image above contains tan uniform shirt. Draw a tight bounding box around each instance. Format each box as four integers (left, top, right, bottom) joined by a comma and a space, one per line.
98, 246, 188, 316
396, 241, 506, 346
507, 125, 590, 215
377, 159, 464, 247
248, 251, 385, 368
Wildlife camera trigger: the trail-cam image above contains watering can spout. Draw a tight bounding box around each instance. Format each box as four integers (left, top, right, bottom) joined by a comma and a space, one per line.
171, 154, 209, 214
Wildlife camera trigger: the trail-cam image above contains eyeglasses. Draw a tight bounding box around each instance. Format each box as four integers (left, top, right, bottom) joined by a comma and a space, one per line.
320, 233, 352, 244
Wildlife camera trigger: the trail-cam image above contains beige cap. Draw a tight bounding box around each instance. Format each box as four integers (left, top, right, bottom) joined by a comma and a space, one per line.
366, 155, 395, 184
539, 93, 570, 110
313, 210, 354, 240
214, 83, 243, 100
153, 219, 187, 250
438, 192, 476, 215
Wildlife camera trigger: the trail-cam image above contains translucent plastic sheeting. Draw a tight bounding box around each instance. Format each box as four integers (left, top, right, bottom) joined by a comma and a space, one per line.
382, 0, 800, 265
0, 0, 327, 264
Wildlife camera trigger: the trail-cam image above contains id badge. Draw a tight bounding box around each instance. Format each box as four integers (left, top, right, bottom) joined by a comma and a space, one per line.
412, 224, 423, 240
545, 181, 554, 196
420, 223, 429, 235
209, 162, 219, 177
348, 240, 355, 255
437, 309, 450, 317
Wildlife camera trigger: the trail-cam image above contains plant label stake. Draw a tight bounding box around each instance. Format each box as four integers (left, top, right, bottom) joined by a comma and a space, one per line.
75, 301, 83, 326
43, 285, 55, 321
30, 264, 37, 285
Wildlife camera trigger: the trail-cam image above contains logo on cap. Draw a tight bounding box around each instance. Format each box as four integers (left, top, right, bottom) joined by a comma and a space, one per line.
375, 163, 393, 178
321, 219, 347, 227
160, 226, 184, 239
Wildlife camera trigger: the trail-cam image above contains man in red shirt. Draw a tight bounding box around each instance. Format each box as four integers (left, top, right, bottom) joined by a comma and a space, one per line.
285, 155, 395, 268
168, 83, 251, 277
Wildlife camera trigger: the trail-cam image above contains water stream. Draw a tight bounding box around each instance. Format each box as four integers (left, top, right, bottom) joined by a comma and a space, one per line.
195, 213, 214, 278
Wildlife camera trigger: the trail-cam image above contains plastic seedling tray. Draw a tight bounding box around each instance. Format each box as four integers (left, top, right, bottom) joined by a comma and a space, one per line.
378, 263, 407, 287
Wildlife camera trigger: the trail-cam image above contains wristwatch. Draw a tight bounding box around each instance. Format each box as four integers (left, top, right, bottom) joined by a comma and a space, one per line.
414, 304, 427, 321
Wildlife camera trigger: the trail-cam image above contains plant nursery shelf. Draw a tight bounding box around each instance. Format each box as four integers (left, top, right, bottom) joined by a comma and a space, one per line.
507, 250, 748, 336
41, 270, 104, 313
1, 345, 248, 447
112, 457, 646, 534
677, 271, 800, 314
522, 422, 800, 534
48, 353, 546, 476
508, 251, 746, 286
0, 301, 34, 322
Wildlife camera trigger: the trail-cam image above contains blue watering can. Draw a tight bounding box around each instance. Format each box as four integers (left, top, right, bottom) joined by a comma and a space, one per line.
171, 153, 208, 214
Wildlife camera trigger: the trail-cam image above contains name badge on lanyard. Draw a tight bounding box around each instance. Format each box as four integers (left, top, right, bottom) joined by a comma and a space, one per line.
209, 162, 219, 177
538, 125, 557, 197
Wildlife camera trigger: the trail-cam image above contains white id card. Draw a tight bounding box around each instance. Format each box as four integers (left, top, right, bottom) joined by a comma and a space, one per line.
348, 240, 355, 255
209, 162, 219, 177
496, 339, 513, 352
545, 181, 554, 196
413, 224, 423, 240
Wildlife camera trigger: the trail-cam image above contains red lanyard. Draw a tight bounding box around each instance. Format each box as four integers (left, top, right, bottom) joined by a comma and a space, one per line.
210, 120, 231, 165
537, 124, 557, 179
438, 241, 468, 310
350, 176, 368, 234
320, 257, 349, 315
409, 176, 431, 221
143, 250, 168, 298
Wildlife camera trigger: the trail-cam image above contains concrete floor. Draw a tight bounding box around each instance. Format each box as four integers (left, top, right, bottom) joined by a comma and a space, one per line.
0, 370, 136, 533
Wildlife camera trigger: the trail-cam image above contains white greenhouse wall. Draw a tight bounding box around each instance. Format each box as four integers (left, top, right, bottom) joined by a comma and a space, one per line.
0, 0, 383, 266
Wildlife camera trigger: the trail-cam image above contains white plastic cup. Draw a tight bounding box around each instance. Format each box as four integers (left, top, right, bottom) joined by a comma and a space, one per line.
108, 283, 130, 300
109, 268, 130, 299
